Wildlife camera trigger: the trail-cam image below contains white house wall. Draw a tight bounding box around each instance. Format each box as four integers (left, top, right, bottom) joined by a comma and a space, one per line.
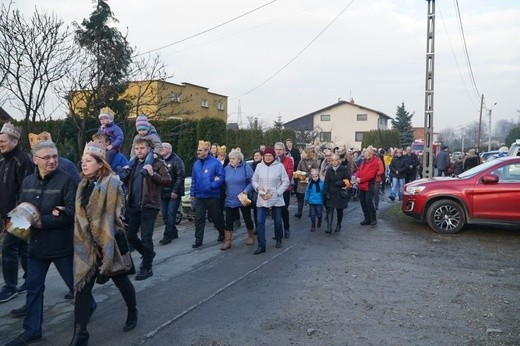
313, 103, 387, 150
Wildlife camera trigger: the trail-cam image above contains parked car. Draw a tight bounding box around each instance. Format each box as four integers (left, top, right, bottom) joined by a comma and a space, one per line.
508, 139, 520, 156
401, 156, 520, 234
479, 150, 500, 163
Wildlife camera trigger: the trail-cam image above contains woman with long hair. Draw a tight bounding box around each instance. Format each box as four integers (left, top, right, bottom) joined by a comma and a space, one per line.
70, 142, 137, 345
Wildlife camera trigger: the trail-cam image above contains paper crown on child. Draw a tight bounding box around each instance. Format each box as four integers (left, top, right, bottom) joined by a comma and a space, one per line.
28, 132, 52, 149
98, 107, 115, 123
217, 145, 227, 156
135, 115, 150, 131
198, 140, 210, 150
1, 122, 22, 140
83, 141, 106, 159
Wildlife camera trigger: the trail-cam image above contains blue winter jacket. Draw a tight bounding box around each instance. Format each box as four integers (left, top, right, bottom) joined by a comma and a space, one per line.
191, 155, 225, 198
98, 122, 124, 150
304, 179, 324, 205
224, 162, 254, 208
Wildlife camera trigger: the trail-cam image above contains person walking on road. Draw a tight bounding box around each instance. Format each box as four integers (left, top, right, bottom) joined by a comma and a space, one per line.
251, 147, 290, 254
190, 140, 226, 248
70, 141, 138, 345
274, 142, 293, 238
0, 123, 33, 304
304, 169, 324, 232
122, 138, 171, 280
159, 142, 185, 245
5, 139, 77, 346
221, 148, 255, 250
323, 154, 351, 233
356, 147, 380, 226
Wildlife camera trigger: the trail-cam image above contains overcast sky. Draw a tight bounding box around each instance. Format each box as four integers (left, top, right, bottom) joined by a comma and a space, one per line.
10, 0, 520, 131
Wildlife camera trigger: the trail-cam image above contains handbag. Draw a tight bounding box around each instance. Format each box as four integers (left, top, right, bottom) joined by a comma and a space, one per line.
340, 189, 350, 199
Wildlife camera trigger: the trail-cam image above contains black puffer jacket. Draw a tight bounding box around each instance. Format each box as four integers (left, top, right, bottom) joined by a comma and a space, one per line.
0, 145, 33, 218
323, 164, 351, 209
389, 155, 409, 179
19, 169, 77, 259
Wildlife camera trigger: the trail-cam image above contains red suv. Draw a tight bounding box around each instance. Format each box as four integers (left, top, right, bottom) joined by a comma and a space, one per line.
401, 157, 520, 233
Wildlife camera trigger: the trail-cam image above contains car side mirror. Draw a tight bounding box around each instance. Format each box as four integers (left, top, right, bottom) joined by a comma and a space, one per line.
481, 174, 499, 184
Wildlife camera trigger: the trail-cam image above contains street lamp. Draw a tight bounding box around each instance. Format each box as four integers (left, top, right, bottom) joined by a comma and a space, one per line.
488, 102, 497, 152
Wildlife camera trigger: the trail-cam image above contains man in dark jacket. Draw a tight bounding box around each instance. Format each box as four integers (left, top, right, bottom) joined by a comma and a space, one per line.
159, 142, 185, 245
436, 146, 451, 177
123, 138, 171, 280
5, 140, 77, 346
388, 148, 409, 201
190, 140, 226, 248
0, 123, 33, 304
405, 146, 420, 183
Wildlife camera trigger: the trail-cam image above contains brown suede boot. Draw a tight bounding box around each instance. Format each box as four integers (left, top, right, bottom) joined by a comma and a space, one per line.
246, 229, 254, 246
220, 230, 233, 251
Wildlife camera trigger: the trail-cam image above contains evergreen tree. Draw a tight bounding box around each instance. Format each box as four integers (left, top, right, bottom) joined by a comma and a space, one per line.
391, 102, 415, 148
73, 0, 133, 112
273, 115, 284, 130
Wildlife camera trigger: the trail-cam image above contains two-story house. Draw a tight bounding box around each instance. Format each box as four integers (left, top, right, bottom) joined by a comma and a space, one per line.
69, 80, 227, 122
284, 100, 392, 149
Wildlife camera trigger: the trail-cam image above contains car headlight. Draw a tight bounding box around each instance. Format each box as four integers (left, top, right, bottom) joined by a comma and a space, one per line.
406, 186, 425, 194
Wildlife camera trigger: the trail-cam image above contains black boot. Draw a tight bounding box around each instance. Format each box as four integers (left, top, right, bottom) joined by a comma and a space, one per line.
70, 323, 89, 346
334, 224, 341, 232
325, 213, 333, 234
123, 308, 138, 332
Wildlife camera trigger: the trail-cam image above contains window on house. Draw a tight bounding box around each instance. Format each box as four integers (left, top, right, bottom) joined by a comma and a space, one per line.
201, 99, 208, 108
357, 114, 367, 121
355, 131, 365, 142
217, 102, 224, 111
320, 132, 331, 142
320, 114, 331, 121
170, 93, 180, 102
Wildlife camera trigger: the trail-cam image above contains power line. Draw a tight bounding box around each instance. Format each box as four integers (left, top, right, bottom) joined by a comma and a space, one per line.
454, 0, 481, 99
134, 0, 278, 57
437, 1, 478, 111
232, 0, 356, 99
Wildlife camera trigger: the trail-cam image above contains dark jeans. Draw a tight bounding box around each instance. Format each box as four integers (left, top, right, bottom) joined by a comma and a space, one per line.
256, 207, 283, 250
23, 255, 73, 338
1, 231, 28, 292
359, 189, 376, 222
127, 207, 159, 269
281, 190, 290, 231
296, 192, 304, 214
161, 196, 181, 240
309, 204, 323, 224
225, 206, 254, 231
75, 271, 136, 325
193, 197, 225, 244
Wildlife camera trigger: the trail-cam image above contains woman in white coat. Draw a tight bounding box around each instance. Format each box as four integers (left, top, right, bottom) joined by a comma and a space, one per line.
251, 147, 290, 254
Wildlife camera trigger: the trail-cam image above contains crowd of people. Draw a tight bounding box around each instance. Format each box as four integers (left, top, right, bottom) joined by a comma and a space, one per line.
1, 108, 482, 345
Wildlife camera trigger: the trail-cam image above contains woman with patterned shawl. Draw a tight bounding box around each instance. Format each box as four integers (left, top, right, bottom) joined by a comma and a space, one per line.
70, 141, 137, 345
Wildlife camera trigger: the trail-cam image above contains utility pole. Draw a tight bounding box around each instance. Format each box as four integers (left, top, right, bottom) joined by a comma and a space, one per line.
422, 0, 435, 178
488, 102, 497, 152
477, 94, 484, 151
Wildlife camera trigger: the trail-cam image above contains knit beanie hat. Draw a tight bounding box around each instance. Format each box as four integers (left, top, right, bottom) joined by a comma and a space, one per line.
98, 107, 114, 123
136, 115, 150, 131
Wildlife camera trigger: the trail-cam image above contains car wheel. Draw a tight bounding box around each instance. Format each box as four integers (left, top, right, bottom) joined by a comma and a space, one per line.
426, 199, 466, 234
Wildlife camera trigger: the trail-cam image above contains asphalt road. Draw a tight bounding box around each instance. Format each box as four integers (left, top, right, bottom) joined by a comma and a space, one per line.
1, 196, 519, 345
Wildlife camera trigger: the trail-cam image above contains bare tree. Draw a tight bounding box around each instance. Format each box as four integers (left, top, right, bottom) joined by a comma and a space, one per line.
244, 115, 268, 131
0, 2, 78, 128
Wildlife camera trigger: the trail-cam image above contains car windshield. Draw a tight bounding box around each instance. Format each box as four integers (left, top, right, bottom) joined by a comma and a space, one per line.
457, 157, 508, 178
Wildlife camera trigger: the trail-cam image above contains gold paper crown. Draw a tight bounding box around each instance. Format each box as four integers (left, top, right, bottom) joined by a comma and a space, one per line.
83, 141, 106, 159
28, 132, 52, 149
198, 140, 210, 150
230, 147, 241, 154
217, 145, 227, 155
98, 107, 115, 121
1, 122, 22, 140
